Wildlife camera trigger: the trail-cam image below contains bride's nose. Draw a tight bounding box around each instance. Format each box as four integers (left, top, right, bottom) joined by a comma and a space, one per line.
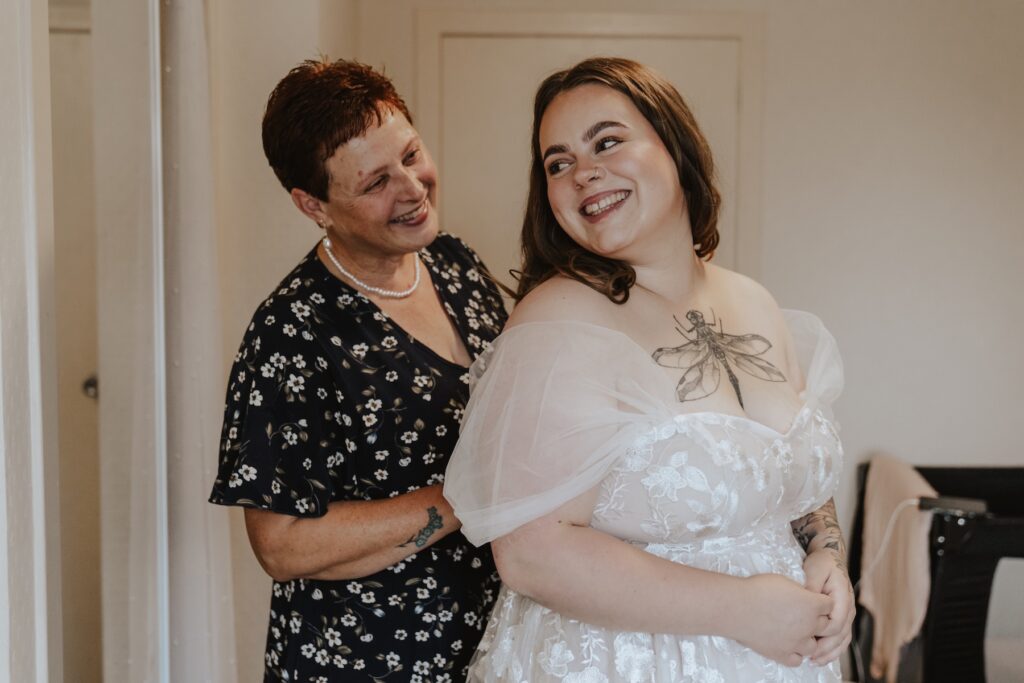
573, 162, 603, 189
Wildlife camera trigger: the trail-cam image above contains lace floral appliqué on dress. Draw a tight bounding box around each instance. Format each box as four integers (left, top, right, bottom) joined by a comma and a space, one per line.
445, 311, 844, 682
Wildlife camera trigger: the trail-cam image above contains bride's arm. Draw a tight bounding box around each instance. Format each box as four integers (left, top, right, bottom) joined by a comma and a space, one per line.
792, 498, 855, 664
791, 498, 846, 566
781, 317, 854, 663
493, 487, 835, 666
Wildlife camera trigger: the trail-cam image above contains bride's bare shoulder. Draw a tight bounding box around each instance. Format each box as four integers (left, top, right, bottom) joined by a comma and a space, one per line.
706, 263, 801, 379
707, 263, 784, 319
506, 276, 619, 329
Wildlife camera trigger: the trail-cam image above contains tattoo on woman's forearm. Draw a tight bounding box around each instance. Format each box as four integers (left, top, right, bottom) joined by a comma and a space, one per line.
400, 506, 443, 549
792, 499, 847, 569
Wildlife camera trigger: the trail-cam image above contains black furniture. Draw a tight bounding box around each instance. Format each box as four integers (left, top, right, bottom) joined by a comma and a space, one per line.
848, 463, 1024, 683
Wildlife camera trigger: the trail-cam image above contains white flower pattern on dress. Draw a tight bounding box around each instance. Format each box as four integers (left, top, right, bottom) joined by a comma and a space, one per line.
210, 234, 506, 682
539, 639, 575, 676
613, 632, 655, 683
564, 667, 611, 683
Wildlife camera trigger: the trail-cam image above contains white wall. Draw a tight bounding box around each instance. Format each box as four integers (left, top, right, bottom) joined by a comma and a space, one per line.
208, 0, 1024, 674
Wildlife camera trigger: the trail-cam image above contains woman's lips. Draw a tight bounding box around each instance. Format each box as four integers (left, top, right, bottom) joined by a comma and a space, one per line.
579, 190, 630, 222
390, 201, 429, 226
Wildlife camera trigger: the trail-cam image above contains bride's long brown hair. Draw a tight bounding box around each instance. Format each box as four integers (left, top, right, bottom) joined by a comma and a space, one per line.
512, 57, 721, 304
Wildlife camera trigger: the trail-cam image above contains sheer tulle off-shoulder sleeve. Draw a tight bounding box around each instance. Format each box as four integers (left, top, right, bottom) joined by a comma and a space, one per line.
783, 309, 844, 418
444, 322, 659, 546
444, 312, 843, 546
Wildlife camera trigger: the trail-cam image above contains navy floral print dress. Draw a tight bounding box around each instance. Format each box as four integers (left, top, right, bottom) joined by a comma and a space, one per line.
210, 233, 507, 682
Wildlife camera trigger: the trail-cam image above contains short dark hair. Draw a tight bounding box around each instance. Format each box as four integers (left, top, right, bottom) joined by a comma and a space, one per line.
515, 57, 721, 304
262, 57, 412, 200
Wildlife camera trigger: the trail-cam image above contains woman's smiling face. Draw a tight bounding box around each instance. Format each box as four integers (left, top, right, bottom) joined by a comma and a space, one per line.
539, 84, 687, 263
320, 109, 439, 258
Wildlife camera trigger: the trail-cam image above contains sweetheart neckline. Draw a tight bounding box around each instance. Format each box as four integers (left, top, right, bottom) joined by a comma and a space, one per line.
499, 318, 820, 438
660, 403, 817, 441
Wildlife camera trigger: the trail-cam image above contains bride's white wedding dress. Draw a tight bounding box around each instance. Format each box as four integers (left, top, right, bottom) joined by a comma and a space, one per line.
445, 310, 844, 682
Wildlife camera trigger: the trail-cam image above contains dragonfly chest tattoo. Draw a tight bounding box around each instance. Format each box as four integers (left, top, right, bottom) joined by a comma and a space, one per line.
652, 310, 787, 408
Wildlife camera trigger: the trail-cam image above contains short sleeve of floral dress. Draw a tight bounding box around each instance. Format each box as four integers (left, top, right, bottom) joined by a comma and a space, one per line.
210, 233, 507, 682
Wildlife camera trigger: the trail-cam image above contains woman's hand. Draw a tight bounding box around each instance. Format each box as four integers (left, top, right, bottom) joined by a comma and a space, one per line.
734, 573, 835, 667
803, 548, 855, 665
791, 497, 853, 665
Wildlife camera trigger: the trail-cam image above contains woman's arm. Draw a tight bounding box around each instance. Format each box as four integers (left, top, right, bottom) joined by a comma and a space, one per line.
791, 498, 846, 567
244, 484, 459, 582
792, 498, 855, 664
494, 488, 835, 666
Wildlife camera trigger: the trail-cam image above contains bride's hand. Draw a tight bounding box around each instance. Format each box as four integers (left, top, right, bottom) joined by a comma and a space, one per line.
803, 549, 855, 665
735, 573, 834, 667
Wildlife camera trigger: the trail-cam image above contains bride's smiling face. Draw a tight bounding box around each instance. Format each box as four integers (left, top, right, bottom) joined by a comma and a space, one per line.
539, 84, 687, 262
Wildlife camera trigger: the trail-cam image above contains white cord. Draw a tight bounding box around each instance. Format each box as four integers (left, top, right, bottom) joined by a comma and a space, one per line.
854, 497, 923, 593
851, 496, 923, 681
851, 631, 867, 682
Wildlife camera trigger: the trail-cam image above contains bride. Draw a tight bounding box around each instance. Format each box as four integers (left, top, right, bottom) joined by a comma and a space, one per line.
444, 57, 853, 682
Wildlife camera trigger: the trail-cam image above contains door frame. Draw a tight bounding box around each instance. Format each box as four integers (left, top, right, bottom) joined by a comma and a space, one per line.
0, 0, 62, 680
91, 0, 171, 680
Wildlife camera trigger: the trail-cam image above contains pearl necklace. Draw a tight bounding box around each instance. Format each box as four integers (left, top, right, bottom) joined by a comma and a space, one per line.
321, 236, 421, 299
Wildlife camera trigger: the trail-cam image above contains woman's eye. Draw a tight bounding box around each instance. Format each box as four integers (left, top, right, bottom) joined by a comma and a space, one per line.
596, 137, 621, 152
404, 148, 420, 165
547, 160, 570, 176
366, 176, 387, 192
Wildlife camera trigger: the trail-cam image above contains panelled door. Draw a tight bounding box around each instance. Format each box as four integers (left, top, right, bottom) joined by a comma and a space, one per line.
360, 8, 763, 290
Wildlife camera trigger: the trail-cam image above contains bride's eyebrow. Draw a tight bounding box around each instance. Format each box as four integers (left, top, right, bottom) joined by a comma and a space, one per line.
583, 120, 625, 142
542, 120, 627, 161
542, 143, 569, 162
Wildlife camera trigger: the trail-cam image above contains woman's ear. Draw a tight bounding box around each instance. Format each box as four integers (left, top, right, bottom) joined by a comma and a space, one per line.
290, 187, 327, 227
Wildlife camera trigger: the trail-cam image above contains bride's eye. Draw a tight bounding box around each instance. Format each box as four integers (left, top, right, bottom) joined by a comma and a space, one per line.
547, 159, 571, 176
596, 137, 622, 152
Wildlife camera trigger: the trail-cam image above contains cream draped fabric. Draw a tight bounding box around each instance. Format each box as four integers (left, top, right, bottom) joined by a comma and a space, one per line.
858, 454, 937, 683
445, 310, 846, 682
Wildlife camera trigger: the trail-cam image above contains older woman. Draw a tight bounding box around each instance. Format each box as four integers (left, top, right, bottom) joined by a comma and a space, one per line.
446, 57, 853, 681
209, 58, 505, 682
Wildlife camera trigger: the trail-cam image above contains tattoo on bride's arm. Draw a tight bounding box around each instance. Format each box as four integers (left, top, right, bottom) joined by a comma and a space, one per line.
791, 498, 847, 570
652, 309, 786, 408
399, 506, 444, 549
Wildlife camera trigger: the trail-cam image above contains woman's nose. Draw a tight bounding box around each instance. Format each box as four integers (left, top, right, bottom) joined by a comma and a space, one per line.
573, 162, 602, 188
399, 165, 426, 199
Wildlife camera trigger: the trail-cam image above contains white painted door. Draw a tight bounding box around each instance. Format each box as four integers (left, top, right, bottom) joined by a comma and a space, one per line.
360, 8, 763, 292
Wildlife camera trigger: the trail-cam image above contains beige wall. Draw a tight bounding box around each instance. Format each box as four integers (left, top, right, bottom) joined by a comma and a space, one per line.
209, 0, 1024, 673
753, 0, 1024, 640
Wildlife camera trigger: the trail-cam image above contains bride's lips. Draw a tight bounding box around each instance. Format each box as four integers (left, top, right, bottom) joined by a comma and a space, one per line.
578, 190, 630, 223
390, 200, 430, 226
